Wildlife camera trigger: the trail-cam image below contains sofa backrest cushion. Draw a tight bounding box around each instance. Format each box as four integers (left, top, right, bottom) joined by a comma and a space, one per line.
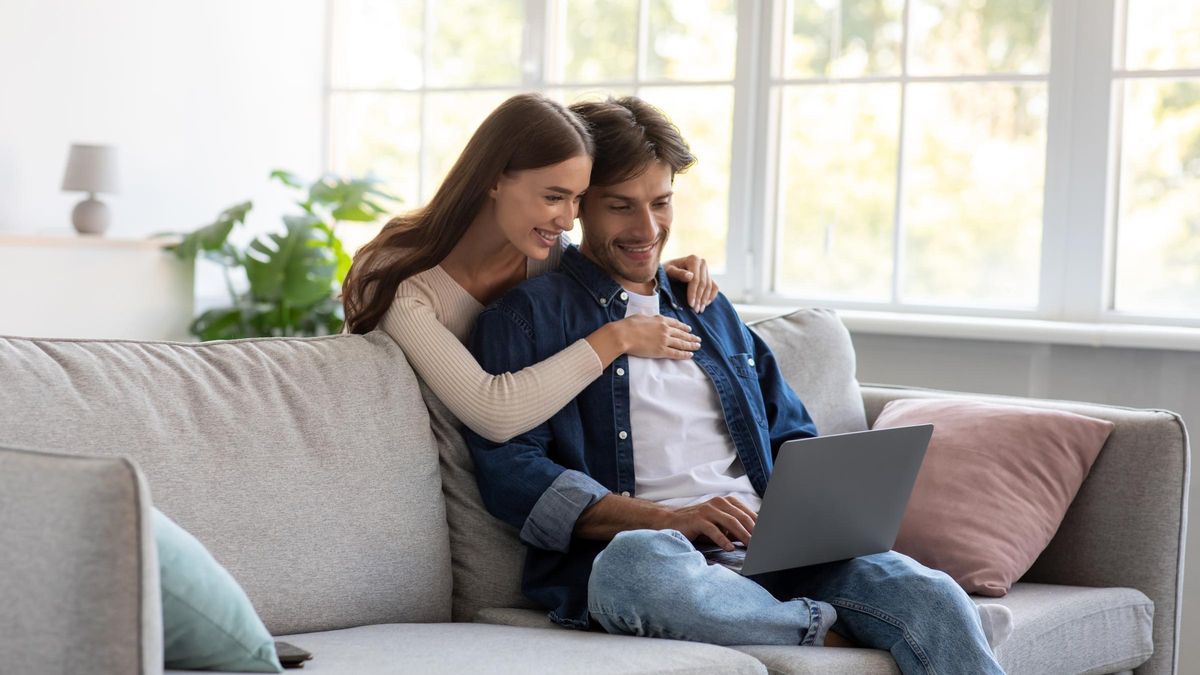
419, 383, 536, 621
747, 308, 868, 435
0, 330, 451, 635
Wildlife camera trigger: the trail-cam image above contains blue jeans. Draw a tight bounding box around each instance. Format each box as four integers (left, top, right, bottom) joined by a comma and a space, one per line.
587, 529, 1004, 675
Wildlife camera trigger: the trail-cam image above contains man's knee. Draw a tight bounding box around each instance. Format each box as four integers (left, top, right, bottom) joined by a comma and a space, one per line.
590, 529, 697, 604
595, 529, 691, 571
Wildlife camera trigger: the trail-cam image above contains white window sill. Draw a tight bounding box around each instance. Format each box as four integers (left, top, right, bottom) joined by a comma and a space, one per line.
734, 304, 1200, 353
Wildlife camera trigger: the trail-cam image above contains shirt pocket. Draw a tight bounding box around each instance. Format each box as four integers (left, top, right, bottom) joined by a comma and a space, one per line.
728, 352, 768, 428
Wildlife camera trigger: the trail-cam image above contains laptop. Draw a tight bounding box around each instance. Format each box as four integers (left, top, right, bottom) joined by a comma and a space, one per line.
699, 424, 933, 576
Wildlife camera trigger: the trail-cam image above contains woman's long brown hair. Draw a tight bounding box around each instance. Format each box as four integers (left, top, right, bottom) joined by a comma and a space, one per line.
341, 92, 594, 334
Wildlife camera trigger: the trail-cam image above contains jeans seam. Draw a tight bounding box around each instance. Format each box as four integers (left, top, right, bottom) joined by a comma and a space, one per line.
799, 600, 823, 646
830, 597, 937, 675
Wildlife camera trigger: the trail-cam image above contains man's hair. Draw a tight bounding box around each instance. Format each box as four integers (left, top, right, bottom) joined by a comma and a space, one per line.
569, 96, 696, 187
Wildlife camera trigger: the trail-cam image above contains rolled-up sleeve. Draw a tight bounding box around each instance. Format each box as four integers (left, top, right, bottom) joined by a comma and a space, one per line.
520, 469, 610, 552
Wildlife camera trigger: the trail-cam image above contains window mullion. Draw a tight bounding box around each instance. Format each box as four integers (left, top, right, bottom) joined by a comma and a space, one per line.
521, 0, 550, 89
723, 0, 764, 301
891, 0, 911, 305
1049, 0, 1118, 322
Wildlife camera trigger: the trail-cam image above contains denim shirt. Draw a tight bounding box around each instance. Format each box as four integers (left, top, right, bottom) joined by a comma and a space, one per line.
465, 245, 817, 629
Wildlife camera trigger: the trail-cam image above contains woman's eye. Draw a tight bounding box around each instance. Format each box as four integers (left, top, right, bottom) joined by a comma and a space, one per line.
545, 195, 563, 203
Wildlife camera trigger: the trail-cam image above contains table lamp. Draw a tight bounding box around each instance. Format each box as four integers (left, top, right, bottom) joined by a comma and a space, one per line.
61, 144, 120, 235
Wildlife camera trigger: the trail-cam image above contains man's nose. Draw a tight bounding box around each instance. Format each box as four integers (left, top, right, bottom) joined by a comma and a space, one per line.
631, 205, 660, 240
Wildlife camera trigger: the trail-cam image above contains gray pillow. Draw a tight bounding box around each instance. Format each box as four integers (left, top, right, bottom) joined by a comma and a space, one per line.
747, 308, 867, 435
418, 381, 538, 622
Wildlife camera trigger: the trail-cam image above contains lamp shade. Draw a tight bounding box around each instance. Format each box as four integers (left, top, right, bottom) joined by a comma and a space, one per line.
61, 144, 120, 194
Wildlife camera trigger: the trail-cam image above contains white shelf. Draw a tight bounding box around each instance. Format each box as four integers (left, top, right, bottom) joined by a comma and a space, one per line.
0, 230, 194, 341
0, 230, 181, 251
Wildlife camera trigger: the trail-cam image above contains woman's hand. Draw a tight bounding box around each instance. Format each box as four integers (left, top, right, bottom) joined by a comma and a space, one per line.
617, 314, 701, 359
664, 255, 719, 313
584, 314, 701, 366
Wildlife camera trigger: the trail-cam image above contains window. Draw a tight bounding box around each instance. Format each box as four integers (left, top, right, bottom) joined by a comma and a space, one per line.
326, 0, 738, 269
326, 0, 1200, 327
769, 0, 1050, 310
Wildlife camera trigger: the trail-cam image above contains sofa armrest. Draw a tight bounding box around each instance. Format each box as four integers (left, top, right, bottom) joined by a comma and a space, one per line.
0, 445, 162, 675
862, 384, 1189, 675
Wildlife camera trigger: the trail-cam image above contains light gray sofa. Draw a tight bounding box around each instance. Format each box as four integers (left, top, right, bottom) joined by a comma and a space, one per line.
0, 309, 1186, 675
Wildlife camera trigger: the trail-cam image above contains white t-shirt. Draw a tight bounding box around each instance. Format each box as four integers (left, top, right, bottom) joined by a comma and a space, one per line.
625, 288, 762, 512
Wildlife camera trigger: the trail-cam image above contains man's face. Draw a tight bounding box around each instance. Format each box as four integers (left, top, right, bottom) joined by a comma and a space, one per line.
578, 160, 674, 294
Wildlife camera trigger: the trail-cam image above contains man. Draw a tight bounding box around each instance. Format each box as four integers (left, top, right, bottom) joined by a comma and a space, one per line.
465, 96, 1008, 674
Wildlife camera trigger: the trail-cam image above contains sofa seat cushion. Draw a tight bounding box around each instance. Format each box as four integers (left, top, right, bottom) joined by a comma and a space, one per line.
476, 582, 1153, 675
169, 623, 767, 675
979, 583, 1153, 675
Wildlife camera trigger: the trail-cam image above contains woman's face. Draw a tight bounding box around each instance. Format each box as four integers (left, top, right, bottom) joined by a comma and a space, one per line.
489, 154, 593, 260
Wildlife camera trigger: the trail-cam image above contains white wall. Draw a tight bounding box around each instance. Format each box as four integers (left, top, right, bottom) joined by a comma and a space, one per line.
0, 0, 326, 298
851, 330, 1197, 672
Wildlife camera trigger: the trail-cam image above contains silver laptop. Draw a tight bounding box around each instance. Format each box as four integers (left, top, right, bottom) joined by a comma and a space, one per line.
703, 424, 933, 576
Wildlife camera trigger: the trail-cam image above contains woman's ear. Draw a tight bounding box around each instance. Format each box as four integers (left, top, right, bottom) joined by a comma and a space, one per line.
488, 172, 507, 200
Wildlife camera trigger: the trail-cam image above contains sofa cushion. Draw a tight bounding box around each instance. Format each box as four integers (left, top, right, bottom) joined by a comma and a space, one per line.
747, 309, 867, 435
167, 623, 766, 675
0, 331, 452, 635
155, 509, 282, 672
873, 398, 1114, 596
476, 582, 1153, 675
981, 583, 1153, 675
419, 382, 536, 621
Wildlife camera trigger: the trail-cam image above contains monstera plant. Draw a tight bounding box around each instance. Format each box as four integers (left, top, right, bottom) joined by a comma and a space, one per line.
162, 171, 398, 341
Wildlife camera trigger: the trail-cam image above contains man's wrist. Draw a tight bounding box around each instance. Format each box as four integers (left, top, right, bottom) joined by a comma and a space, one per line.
642, 499, 673, 531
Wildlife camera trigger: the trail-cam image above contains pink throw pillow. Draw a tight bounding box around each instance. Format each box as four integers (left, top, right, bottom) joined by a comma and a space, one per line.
874, 398, 1114, 596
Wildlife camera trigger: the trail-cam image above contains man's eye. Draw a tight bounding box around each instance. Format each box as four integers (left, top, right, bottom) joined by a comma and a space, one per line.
610, 204, 631, 213
652, 201, 670, 209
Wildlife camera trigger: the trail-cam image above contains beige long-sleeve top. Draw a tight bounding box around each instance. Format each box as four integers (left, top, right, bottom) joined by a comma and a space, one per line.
378, 240, 603, 443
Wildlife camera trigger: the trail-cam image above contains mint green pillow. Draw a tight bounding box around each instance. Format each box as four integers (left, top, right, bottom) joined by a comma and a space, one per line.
154, 509, 283, 672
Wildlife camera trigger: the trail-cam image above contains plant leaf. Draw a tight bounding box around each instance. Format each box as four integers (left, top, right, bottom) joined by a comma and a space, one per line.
269, 169, 304, 189
170, 201, 252, 261
244, 214, 338, 308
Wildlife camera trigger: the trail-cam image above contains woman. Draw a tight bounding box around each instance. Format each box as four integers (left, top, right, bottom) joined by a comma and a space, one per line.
342, 92, 718, 442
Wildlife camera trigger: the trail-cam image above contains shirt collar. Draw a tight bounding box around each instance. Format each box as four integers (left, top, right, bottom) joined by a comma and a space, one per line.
560, 245, 682, 310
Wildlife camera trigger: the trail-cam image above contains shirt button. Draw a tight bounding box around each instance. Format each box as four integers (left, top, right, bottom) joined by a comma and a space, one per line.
620, 291, 628, 301
616, 367, 625, 376
618, 430, 628, 440
599, 297, 608, 306
748, 357, 756, 367
620, 491, 631, 497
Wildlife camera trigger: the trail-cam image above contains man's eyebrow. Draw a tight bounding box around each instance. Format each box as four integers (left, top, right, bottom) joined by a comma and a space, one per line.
602, 191, 674, 201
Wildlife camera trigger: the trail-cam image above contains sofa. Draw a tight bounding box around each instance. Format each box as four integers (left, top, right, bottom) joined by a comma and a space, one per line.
0, 308, 1187, 674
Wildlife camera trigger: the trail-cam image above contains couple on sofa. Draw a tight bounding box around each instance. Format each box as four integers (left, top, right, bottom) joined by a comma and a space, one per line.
341, 93, 1009, 674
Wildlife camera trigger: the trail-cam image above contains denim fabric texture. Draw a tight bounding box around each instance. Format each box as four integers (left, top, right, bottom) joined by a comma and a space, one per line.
590, 530, 1003, 674
465, 245, 817, 628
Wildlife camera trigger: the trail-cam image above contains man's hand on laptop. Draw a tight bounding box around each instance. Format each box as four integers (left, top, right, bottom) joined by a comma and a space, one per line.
660, 496, 756, 552
575, 494, 756, 551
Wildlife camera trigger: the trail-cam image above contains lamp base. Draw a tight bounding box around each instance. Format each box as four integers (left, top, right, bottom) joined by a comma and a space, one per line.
71, 195, 111, 235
